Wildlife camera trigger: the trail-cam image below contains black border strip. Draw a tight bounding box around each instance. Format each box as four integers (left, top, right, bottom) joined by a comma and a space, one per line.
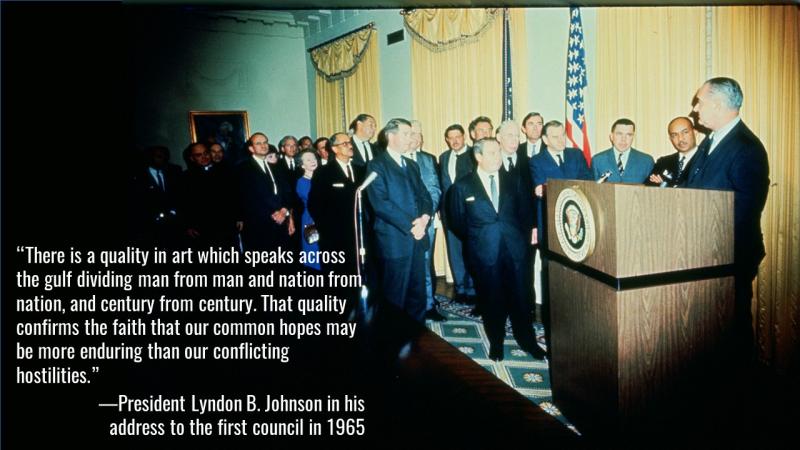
544, 250, 736, 291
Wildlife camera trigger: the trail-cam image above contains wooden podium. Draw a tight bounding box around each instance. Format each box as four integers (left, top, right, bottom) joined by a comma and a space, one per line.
545, 179, 735, 436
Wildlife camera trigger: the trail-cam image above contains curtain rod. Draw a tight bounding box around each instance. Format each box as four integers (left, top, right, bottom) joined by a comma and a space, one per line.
307, 22, 375, 53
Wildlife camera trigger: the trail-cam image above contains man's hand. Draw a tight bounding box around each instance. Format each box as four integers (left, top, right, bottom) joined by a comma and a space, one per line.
236, 221, 244, 232
649, 174, 663, 184
412, 214, 430, 229
535, 184, 544, 198
287, 215, 295, 236
187, 228, 201, 238
411, 214, 430, 240
531, 228, 538, 245
271, 208, 289, 225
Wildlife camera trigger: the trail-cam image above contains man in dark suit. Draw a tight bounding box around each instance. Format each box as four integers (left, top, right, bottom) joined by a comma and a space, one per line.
408, 120, 445, 321
365, 118, 433, 323
307, 132, 365, 275
529, 120, 592, 355
687, 77, 770, 359
349, 113, 378, 167
235, 132, 296, 252
447, 138, 545, 362
277, 135, 303, 183
520, 112, 546, 313
438, 124, 477, 304
520, 112, 546, 159
128, 145, 182, 249
592, 118, 655, 183
529, 120, 593, 243
647, 116, 700, 187
496, 120, 537, 313
179, 142, 237, 250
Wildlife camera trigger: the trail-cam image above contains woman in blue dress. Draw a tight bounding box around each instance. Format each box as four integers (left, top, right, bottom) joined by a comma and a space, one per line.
296, 149, 321, 270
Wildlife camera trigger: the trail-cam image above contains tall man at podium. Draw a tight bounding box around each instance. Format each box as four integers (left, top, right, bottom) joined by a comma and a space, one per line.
688, 77, 770, 360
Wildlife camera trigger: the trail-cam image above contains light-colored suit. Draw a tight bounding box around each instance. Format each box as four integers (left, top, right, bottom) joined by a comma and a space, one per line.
591, 148, 654, 184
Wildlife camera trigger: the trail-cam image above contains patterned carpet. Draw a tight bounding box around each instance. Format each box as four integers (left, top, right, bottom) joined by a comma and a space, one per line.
426, 294, 579, 435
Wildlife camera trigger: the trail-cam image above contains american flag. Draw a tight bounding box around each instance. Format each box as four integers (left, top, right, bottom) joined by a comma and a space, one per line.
565, 7, 591, 165
501, 8, 513, 121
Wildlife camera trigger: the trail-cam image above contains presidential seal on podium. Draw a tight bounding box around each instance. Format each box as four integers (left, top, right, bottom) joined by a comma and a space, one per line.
554, 186, 596, 262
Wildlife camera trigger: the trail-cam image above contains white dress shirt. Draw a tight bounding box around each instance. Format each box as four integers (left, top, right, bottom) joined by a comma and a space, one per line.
707, 116, 741, 156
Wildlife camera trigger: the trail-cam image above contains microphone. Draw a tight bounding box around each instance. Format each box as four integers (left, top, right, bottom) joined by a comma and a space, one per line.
357, 172, 378, 191
596, 171, 612, 183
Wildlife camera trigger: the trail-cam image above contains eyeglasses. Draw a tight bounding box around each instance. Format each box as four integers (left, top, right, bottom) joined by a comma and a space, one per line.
332, 141, 352, 147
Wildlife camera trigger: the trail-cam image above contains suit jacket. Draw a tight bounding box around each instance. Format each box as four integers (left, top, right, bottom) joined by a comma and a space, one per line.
687, 120, 769, 270
529, 147, 591, 241
307, 159, 365, 266
407, 150, 442, 212
350, 137, 379, 167
365, 151, 433, 259
128, 163, 182, 243
235, 157, 296, 250
502, 148, 534, 197
520, 140, 546, 160
446, 170, 534, 268
529, 147, 592, 187
591, 148, 655, 183
645, 152, 696, 187
438, 146, 476, 222
178, 164, 236, 247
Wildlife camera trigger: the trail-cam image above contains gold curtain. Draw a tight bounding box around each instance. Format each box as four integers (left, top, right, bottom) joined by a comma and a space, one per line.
314, 76, 344, 140
312, 27, 381, 139
403, 8, 500, 51
310, 27, 373, 80
596, 8, 706, 158
343, 33, 382, 130
713, 5, 800, 373
410, 8, 528, 277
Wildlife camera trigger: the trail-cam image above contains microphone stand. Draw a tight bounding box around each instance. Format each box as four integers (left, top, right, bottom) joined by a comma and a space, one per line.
354, 186, 369, 320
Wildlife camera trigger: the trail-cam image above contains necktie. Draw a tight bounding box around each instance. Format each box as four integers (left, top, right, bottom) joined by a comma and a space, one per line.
556, 154, 564, 167
363, 142, 370, 162
288, 158, 294, 171
489, 174, 499, 212
617, 153, 625, 176
346, 163, 354, 183
677, 156, 686, 178
507, 156, 514, 170
400, 157, 406, 169
704, 135, 715, 156
156, 170, 165, 191
263, 160, 277, 195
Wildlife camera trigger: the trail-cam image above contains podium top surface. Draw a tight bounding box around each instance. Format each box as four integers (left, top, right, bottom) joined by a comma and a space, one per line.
546, 179, 733, 279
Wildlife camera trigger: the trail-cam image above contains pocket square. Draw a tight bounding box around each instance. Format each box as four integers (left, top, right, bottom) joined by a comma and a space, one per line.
332, 183, 345, 188
466, 196, 475, 202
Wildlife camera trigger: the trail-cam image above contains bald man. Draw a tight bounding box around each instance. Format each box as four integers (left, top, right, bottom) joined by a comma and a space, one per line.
687, 77, 769, 360
647, 117, 700, 187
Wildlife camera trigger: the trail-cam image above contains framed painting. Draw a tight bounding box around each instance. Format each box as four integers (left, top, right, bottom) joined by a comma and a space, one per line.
188, 110, 250, 155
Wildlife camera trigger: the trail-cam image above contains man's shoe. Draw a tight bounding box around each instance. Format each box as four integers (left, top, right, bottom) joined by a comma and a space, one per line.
469, 305, 483, 317
424, 309, 447, 322
522, 344, 547, 361
489, 347, 504, 362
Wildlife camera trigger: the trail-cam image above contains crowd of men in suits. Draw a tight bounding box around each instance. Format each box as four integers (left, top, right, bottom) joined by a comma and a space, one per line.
128, 76, 769, 364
